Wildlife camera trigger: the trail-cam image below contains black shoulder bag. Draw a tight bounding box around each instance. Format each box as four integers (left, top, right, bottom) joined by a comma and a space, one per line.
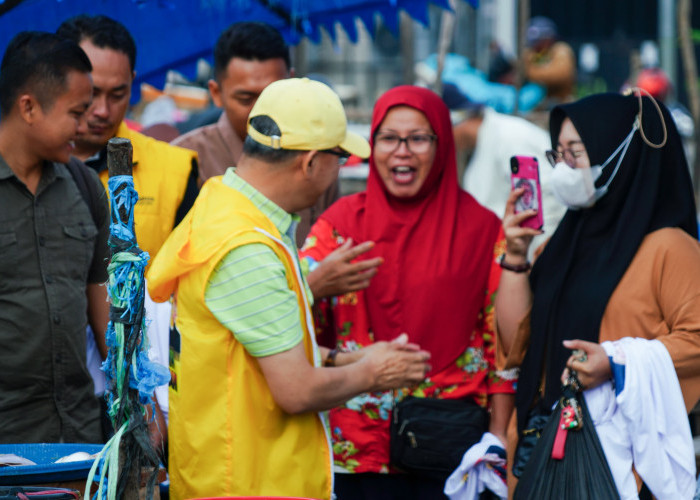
390, 395, 489, 481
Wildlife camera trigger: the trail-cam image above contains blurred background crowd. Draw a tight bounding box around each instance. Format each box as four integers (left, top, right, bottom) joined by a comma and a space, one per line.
2, 0, 698, 198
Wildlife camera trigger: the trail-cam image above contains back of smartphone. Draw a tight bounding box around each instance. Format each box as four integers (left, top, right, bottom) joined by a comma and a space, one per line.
510, 155, 544, 230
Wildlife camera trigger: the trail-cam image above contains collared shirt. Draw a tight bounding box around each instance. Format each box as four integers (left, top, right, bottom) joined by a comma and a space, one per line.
204, 169, 311, 357
83, 124, 199, 232
173, 112, 340, 247
173, 111, 243, 184
0, 154, 109, 443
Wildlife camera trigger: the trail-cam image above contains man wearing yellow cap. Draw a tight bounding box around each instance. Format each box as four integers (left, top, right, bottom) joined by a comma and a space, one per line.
147, 78, 431, 500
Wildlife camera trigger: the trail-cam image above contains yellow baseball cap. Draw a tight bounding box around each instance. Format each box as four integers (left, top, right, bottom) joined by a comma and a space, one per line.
247, 77, 370, 159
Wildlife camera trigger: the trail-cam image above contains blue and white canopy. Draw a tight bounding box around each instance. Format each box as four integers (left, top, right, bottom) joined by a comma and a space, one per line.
0, 0, 478, 97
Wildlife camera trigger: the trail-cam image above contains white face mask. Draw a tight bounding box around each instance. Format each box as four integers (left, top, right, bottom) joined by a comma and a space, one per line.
550, 163, 602, 208
550, 122, 639, 210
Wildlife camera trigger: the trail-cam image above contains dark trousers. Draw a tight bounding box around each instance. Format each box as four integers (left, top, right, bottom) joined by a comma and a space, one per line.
334, 473, 449, 500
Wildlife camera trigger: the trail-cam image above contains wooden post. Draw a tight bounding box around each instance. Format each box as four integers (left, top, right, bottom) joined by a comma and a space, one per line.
106, 137, 141, 499
399, 11, 415, 86
107, 137, 133, 177
513, 0, 530, 115
678, 0, 700, 197
107, 138, 134, 227
435, 0, 457, 96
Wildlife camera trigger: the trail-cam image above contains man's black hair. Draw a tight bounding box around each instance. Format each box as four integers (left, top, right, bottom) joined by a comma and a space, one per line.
0, 31, 92, 117
243, 115, 301, 163
214, 22, 290, 81
57, 15, 136, 72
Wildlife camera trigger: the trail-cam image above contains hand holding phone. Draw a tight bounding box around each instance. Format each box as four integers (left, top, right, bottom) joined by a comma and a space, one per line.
510, 155, 544, 230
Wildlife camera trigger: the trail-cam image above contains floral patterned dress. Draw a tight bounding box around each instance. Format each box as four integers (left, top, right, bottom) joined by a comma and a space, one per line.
301, 218, 516, 474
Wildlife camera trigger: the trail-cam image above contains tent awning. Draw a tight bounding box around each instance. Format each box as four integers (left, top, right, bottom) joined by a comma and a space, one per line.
0, 0, 477, 98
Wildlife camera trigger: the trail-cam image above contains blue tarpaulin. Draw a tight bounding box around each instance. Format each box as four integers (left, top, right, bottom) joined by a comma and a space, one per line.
0, 0, 478, 99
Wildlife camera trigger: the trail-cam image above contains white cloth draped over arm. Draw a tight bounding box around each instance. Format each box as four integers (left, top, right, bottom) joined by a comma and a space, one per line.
585, 337, 695, 500
444, 432, 507, 500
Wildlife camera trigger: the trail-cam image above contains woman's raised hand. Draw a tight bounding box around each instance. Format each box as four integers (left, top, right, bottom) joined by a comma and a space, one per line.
503, 187, 543, 263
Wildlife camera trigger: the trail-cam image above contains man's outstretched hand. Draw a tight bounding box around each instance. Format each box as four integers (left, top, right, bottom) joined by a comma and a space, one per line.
307, 238, 383, 299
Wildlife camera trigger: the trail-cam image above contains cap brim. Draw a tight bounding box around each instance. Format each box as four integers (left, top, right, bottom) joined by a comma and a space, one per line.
339, 130, 370, 159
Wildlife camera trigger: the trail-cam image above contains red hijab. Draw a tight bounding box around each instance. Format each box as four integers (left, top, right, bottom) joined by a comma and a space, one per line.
321, 86, 501, 374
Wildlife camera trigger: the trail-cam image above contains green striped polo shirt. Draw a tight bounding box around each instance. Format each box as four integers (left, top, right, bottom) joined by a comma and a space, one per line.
204, 168, 313, 357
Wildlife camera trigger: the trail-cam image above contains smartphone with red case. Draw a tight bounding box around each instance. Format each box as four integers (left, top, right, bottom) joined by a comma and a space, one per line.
510, 155, 544, 230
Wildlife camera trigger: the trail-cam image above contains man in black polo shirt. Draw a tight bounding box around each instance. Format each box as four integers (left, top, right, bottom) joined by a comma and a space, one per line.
0, 31, 109, 443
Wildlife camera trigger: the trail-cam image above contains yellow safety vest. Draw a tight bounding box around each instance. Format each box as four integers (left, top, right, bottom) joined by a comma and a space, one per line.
97, 122, 197, 262
147, 176, 332, 500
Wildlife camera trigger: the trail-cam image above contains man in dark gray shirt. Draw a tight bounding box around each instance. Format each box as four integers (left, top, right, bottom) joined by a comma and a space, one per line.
0, 31, 110, 443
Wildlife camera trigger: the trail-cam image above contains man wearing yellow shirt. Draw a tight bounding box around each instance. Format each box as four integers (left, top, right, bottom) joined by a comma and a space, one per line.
148, 78, 431, 500
56, 15, 195, 445
57, 15, 198, 261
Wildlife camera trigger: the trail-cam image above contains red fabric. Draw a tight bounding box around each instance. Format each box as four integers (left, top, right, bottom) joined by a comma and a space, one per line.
321, 86, 501, 374
301, 218, 514, 473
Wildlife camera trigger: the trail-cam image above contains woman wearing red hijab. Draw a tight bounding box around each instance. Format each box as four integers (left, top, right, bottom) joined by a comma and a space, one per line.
301, 86, 515, 499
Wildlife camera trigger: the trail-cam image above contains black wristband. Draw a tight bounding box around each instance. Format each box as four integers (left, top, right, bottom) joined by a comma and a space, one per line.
325, 348, 340, 367
499, 253, 531, 273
